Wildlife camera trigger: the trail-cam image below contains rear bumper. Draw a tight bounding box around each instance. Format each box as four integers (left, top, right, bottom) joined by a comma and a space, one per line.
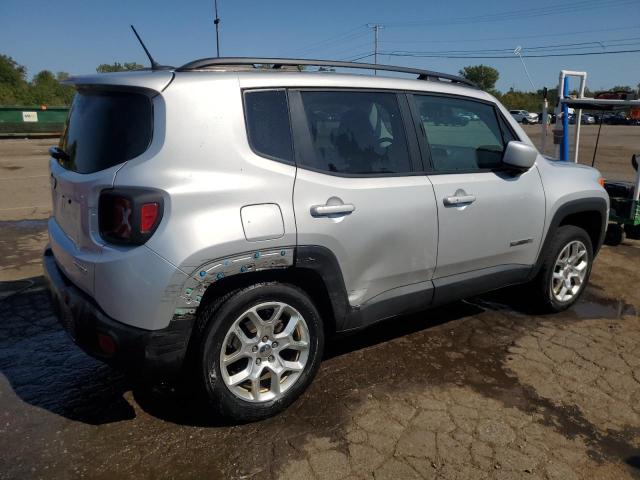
43, 247, 195, 378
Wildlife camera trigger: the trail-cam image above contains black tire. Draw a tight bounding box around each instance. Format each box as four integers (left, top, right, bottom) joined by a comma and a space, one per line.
526, 225, 594, 313
605, 223, 625, 246
197, 282, 324, 421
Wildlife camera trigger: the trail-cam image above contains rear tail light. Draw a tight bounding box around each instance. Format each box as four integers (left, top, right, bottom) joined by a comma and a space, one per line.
140, 203, 159, 233
99, 189, 164, 245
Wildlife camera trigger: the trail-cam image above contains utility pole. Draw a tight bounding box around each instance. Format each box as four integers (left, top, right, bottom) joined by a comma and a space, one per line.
367, 24, 384, 74
214, 0, 221, 57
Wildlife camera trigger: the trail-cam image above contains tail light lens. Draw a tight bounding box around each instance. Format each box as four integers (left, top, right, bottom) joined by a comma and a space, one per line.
140, 203, 159, 233
99, 189, 164, 245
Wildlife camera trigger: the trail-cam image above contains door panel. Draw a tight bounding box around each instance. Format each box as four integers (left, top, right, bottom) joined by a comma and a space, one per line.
429, 169, 545, 278
294, 170, 438, 305
290, 89, 438, 306
410, 93, 546, 279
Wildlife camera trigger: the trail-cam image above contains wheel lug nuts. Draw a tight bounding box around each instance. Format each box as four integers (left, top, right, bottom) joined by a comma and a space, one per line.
262, 336, 268, 342
268, 355, 274, 362
252, 346, 258, 353
256, 358, 261, 365
272, 341, 278, 348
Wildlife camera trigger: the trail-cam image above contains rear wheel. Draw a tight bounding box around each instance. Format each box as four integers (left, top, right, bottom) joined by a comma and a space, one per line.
197, 283, 324, 421
526, 225, 593, 313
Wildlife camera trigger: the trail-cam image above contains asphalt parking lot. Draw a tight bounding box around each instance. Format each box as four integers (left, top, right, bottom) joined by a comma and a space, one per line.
1, 128, 639, 479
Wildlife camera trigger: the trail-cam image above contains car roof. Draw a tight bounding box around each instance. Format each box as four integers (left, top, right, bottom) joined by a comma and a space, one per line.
174, 69, 495, 103
62, 68, 498, 104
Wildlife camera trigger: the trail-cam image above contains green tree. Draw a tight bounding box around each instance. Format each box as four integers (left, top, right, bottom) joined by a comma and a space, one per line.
0, 54, 29, 104
28, 70, 75, 105
459, 64, 499, 92
96, 61, 144, 73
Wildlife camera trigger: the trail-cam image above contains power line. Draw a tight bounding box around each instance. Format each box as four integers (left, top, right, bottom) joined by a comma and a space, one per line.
382, 48, 640, 59
382, 0, 636, 28
380, 24, 640, 44
385, 36, 640, 56
293, 26, 368, 56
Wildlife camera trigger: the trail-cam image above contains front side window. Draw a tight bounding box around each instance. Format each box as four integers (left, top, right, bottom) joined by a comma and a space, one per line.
299, 91, 411, 175
244, 90, 293, 163
414, 95, 507, 172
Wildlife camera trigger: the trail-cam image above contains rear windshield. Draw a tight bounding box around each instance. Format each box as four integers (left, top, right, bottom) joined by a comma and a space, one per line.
57, 90, 153, 173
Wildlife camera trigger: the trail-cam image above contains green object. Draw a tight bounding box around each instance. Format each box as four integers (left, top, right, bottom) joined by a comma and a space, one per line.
0, 105, 69, 136
609, 198, 640, 227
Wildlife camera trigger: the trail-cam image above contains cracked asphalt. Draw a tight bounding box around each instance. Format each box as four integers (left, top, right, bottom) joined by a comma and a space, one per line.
1, 138, 640, 479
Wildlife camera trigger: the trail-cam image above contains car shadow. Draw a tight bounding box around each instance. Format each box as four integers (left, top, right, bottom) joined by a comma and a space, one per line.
0, 277, 136, 425
0, 275, 526, 428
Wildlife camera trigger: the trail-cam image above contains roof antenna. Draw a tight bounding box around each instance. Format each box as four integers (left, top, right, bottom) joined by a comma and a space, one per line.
130, 25, 170, 70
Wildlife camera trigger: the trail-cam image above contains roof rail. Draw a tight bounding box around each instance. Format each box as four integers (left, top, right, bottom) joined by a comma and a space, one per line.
176, 57, 477, 87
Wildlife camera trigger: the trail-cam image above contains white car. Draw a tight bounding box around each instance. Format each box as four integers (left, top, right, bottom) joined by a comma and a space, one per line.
510, 110, 539, 124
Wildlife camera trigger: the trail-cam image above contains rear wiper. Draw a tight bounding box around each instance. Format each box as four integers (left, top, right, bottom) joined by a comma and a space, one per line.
49, 146, 70, 161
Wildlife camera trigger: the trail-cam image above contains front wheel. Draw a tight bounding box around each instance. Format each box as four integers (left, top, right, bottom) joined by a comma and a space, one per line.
526, 225, 593, 313
197, 283, 324, 421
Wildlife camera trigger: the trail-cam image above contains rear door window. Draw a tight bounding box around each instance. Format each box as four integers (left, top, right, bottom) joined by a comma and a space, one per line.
298, 91, 412, 175
58, 90, 153, 174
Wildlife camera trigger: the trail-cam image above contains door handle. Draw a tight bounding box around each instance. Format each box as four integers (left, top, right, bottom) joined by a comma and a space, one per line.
443, 194, 476, 206
310, 203, 356, 217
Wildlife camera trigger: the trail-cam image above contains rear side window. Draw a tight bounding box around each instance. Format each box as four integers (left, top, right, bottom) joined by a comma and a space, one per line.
244, 90, 293, 163
58, 90, 152, 174
299, 91, 411, 175
413, 95, 506, 172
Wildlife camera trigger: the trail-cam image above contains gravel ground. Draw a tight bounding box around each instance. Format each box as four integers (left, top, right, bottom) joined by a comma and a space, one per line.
0, 133, 639, 479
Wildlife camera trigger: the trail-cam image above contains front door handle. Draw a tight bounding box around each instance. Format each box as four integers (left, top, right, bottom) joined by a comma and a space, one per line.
443, 194, 476, 206
310, 203, 356, 217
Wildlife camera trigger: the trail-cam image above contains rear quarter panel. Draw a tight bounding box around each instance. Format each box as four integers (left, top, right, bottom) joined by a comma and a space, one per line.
113, 72, 298, 277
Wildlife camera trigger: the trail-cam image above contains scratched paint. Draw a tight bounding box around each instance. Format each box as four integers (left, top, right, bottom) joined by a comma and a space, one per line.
174, 247, 295, 314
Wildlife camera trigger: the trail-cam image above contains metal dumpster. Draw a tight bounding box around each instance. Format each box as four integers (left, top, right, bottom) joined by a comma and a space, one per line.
0, 106, 69, 137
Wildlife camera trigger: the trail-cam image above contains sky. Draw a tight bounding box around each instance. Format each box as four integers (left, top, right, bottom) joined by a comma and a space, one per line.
1, 0, 639, 92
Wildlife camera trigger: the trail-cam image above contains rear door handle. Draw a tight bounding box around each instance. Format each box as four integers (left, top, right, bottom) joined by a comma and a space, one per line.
310, 203, 356, 217
443, 194, 476, 206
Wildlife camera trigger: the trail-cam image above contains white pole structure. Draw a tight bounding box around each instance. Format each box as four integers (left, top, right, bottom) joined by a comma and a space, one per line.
555, 70, 588, 162
572, 72, 587, 163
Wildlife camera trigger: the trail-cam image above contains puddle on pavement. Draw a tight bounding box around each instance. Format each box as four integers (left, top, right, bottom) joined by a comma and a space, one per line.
0, 219, 48, 230
0, 219, 48, 273
572, 296, 636, 319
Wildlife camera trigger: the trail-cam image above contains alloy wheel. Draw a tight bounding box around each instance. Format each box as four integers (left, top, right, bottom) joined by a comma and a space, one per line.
218, 302, 310, 403
551, 240, 589, 302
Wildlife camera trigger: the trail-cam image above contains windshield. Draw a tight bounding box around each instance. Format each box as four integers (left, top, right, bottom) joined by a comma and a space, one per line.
57, 90, 153, 173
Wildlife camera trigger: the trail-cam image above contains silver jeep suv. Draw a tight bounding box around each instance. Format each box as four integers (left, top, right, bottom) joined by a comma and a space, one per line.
44, 58, 608, 420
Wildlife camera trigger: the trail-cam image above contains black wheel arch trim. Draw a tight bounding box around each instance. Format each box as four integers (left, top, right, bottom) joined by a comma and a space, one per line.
529, 197, 608, 280
294, 245, 353, 331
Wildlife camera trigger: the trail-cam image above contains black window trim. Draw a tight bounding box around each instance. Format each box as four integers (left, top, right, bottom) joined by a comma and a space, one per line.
288, 87, 422, 178
407, 91, 522, 176
241, 88, 296, 166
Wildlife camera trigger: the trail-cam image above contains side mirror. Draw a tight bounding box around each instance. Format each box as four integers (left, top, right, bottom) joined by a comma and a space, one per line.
502, 141, 537, 171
